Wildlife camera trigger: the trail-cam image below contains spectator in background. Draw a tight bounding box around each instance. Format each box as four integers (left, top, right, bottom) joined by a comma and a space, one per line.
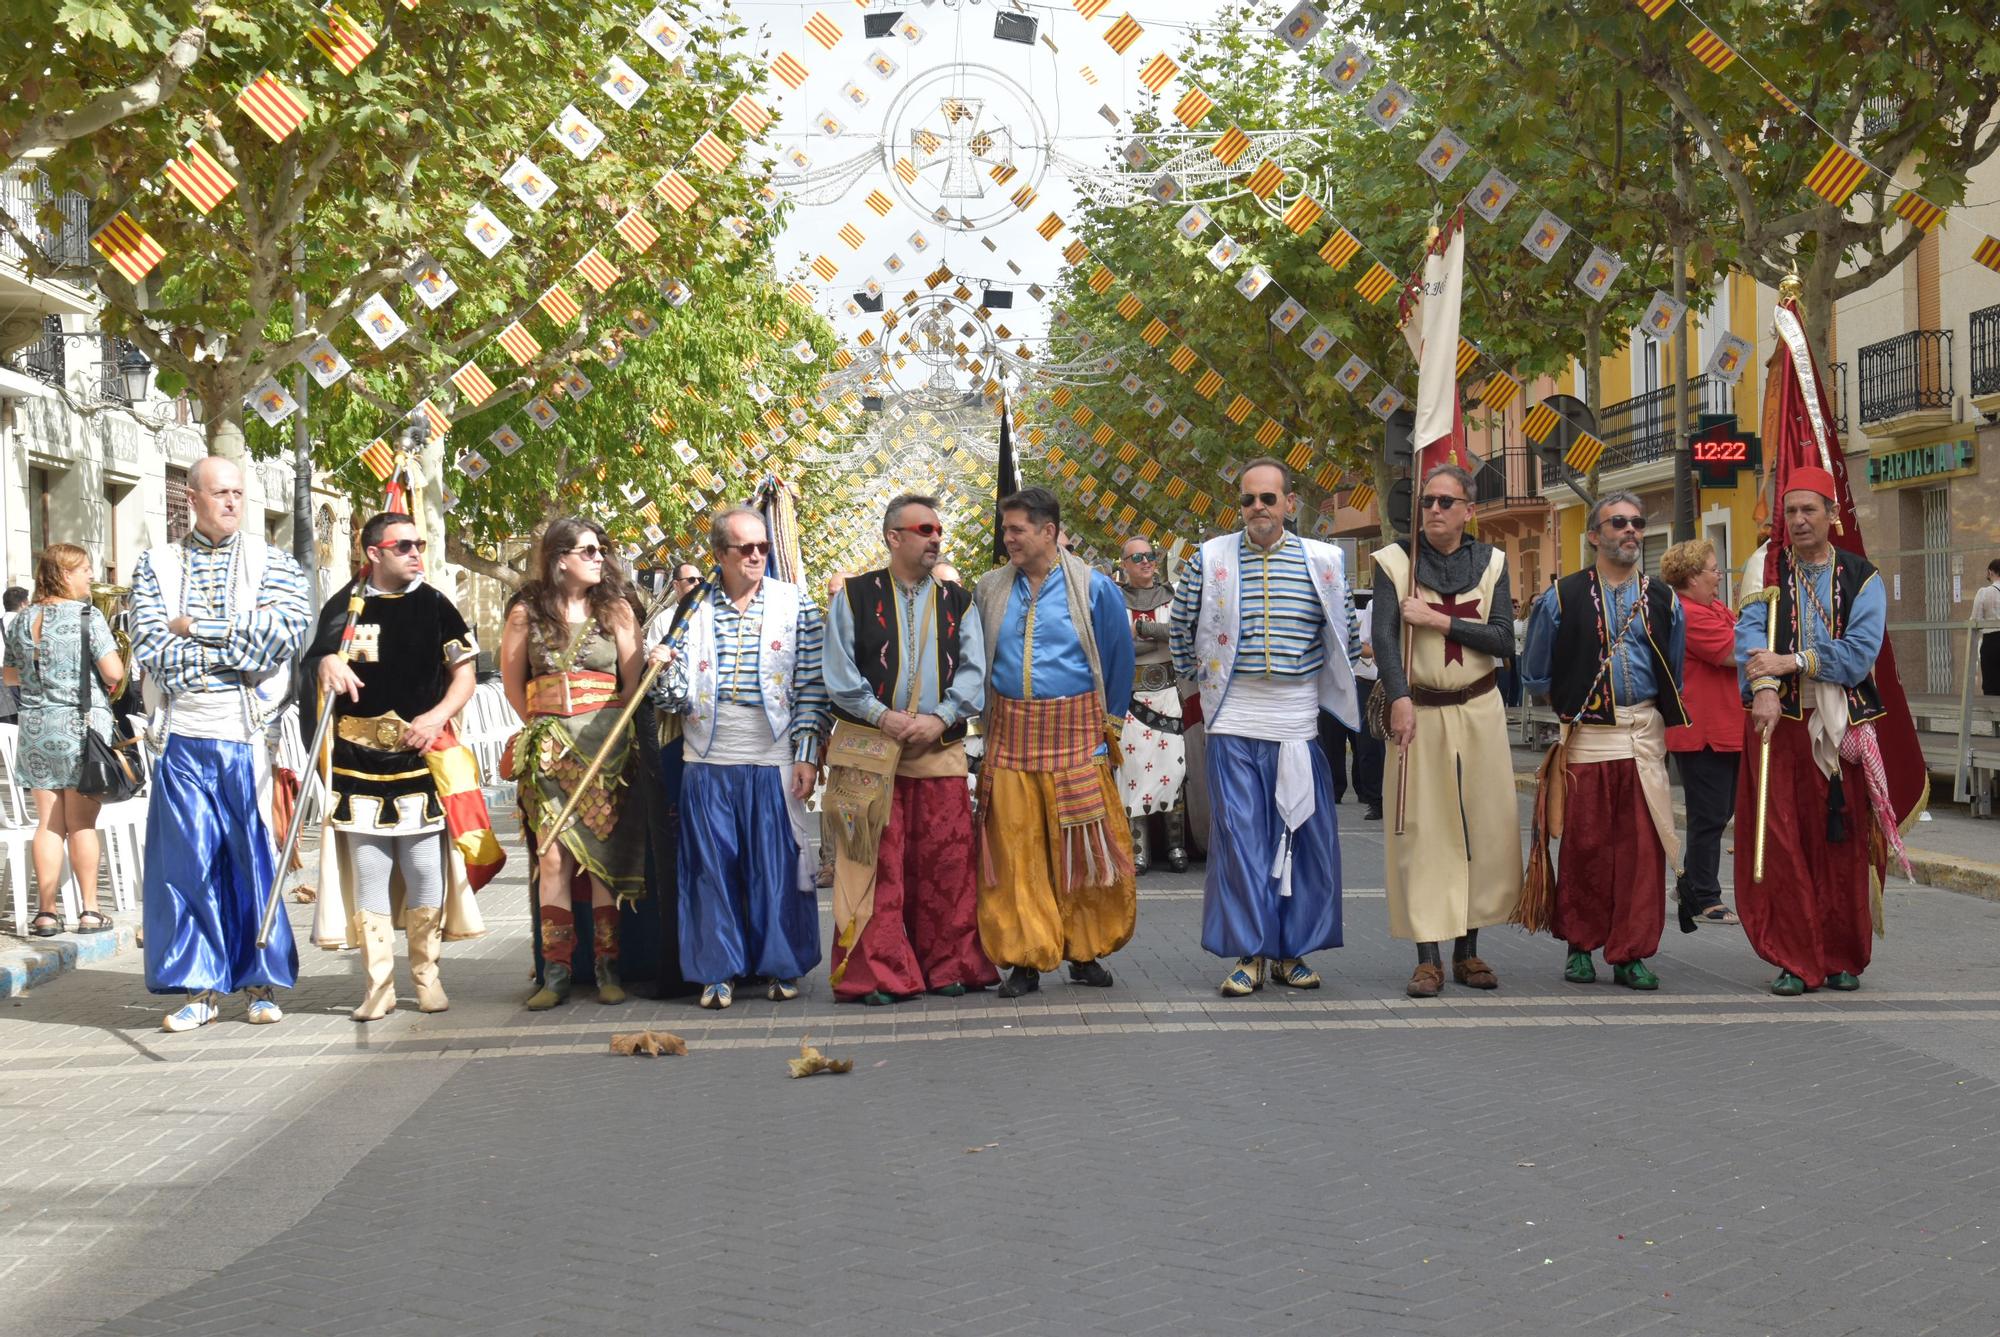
1350, 589, 1385, 821
0, 585, 27, 724
671, 562, 703, 601
3, 549, 124, 936
1662, 538, 1741, 929
1975, 557, 2000, 697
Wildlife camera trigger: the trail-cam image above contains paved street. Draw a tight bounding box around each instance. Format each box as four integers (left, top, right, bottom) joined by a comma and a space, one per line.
6, 797, 2000, 1337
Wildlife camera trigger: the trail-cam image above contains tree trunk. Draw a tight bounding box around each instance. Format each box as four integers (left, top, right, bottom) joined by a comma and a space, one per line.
1670, 123, 1697, 544
1801, 241, 1839, 375
206, 404, 248, 461
1373, 447, 1395, 545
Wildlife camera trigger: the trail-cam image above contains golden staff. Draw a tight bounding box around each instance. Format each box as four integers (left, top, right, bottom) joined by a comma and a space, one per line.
543, 581, 696, 844
1740, 584, 1783, 882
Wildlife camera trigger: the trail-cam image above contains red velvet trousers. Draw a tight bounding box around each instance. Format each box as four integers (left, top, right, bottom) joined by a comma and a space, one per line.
1552, 758, 1666, 963
831, 775, 998, 1000
1735, 714, 1876, 988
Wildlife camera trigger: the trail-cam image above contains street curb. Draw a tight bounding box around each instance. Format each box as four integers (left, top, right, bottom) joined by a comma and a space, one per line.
0, 923, 135, 999
1511, 771, 2000, 902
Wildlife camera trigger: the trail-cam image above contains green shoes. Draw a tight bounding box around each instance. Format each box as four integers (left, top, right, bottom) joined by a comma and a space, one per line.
1612, 960, 1659, 991
1771, 971, 1806, 997
595, 958, 627, 1006
1563, 950, 1596, 984
1824, 971, 1860, 991
525, 962, 573, 1011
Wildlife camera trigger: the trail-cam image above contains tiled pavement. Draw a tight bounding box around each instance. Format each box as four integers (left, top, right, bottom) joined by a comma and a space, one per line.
6, 800, 2000, 1336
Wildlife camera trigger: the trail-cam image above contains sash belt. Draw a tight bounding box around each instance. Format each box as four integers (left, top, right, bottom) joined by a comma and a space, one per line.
1410, 671, 1498, 709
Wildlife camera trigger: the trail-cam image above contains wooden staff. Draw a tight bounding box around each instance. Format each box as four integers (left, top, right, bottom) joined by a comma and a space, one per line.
1740, 585, 1782, 882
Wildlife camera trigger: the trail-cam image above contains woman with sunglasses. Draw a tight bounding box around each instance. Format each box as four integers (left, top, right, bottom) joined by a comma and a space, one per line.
502, 517, 647, 1010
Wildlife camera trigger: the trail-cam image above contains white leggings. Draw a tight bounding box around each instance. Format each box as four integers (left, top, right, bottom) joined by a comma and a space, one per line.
348, 831, 445, 916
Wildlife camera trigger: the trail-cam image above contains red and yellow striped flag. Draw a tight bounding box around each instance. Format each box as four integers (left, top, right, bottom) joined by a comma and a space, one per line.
1103, 14, 1143, 53
1243, 159, 1284, 199
811, 254, 840, 280
1631, 0, 1673, 17
1195, 369, 1223, 399
1212, 126, 1251, 165
1355, 262, 1399, 304
1318, 228, 1361, 269
655, 170, 698, 213
1564, 430, 1606, 473
1455, 338, 1481, 379
1224, 394, 1254, 424
894, 156, 918, 184
1973, 236, 2000, 274
1010, 184, 1038, 211
539, 284, 581, 324
426, 727, 505, 891
1174, 88, 1215, 127
1481, 371, 1522, 411
1347, 483, 1376, 511
1168, 344, 1197, 374
865, 189, 894, 216
1280, 193, 1323, 235
1037, 212, 1065, 241
804, 11, 843, 48
1893, 192, 1944, 233
1138, 54, 1179, 92
728, 93, 772, 135
1762, 81, 1800, 114
1115, 293, 1143, 320
497, 322, 541, 366
451, 362, 497, 408
1521, 401, 1559, 444
691, 132, 736, 173
1255, 419, 1284, 449
576, 248, 620, 293
1062, 239, 1090, 265
838, 221, 865, 248
90, 212, 165, 283
163, 141, 236, 214
614, 210, 660, 253
771, 52, 810, 88
1685, 28, 1735, 73
1075, 0, 1109, 18
1087, 265, 1115, 293
1140, 318, 1169, 346
1283, 438, 1312, 469
307, 5, 377, 74
359, 438, 397, 480
1314, 462, 1343, 491
236, 72, 309, 142
1803, 142, 1869, 206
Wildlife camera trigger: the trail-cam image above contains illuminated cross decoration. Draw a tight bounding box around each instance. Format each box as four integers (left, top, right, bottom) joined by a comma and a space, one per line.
913, 97, 1015, 199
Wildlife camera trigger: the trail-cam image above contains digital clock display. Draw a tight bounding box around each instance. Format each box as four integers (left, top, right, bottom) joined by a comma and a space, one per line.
1691, 438, 1750, 463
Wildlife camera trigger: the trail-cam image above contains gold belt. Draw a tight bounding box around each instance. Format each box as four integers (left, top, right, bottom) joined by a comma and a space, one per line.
336, 712, 413, 751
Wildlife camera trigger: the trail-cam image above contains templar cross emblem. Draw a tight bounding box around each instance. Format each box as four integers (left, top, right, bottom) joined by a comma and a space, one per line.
912, 98, 1015, 199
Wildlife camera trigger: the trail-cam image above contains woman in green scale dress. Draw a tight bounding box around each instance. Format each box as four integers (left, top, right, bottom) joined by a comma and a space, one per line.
501, 517, 645, 1009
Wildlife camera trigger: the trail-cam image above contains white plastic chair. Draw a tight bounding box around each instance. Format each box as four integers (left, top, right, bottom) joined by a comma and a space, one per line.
0, 725, 80, 932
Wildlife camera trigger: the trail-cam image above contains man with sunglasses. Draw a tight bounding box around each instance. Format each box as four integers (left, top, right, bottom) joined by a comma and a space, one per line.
648, 506, 829, 1009
1521, 491, 1687, 990
974, 486, 1136, 998
1371, 465, 1521, 997
1116, 537, 1190, 876
820, 495, 996, 1004
301, 512, 487, 1021
1169, 459, 1361, 998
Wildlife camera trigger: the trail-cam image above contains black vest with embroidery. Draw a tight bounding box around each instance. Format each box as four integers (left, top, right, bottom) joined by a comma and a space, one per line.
831, 570, 972, 742
1547, 569, 1689, 729
1768, 546, 1885, 724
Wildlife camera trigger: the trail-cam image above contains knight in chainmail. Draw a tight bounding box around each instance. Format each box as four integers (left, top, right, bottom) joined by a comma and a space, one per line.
1115, 537, 1190, 875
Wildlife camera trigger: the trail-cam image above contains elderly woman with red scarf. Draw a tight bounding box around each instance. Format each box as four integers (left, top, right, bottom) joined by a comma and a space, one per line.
1662, 538, 1741, 930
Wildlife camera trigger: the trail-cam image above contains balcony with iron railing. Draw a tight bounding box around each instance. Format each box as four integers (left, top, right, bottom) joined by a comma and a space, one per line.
1594, 373, 1737, 473
1971, 305, 2000, 411
5, 314, 66, 386
1858, 329, 1954, 437
0, 169, 91, 272
1472, 445, 1544, 510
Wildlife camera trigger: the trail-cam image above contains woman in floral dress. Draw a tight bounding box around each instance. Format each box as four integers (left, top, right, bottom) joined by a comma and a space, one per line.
2, 544, 125, 936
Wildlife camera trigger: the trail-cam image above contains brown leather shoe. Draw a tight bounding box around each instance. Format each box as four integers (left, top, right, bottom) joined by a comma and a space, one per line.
1406, 962, 1444, 998
1453, 955, 1499, 990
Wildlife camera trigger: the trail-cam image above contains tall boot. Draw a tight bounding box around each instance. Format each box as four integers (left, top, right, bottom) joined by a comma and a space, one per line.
404, 905, 449, 1013
1161, 801, 1190, 873
526, 906, 574, 1011
592, 905, 627, 1005
351, 910, 398, 1022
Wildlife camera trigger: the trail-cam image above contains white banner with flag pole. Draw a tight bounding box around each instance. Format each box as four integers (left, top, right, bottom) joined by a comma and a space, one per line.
1399, 207, 1468, 471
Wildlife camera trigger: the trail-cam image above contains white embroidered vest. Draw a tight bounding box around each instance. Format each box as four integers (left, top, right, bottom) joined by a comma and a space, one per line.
139, 536, 293, 735
1190, 532, 1359, 731
682, 577, 800, 759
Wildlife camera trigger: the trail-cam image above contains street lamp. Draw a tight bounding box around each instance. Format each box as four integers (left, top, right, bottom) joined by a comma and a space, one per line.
112, 339, 151, 403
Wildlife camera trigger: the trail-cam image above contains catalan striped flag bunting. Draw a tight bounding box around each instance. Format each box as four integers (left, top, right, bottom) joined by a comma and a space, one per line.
539, 284, 581, 324
307, 5, 377, 74
1168, 344, 1197, 374
1631, 0, 1673, 17
1138, 54, 1178, 92
451, 362, 497, 407
691, 132, 736, 173
237, 72, 309, 142
1280, 194, 1323, 234
655, 170, 698, 212
1194, 369, 1223, 398
1140, 318, 1169, 346
1685, 28, 1735, 73
838, 222, 866, 248
1481, 371, 1522, 411
1762, 81, 1801, 114
1074, 0, 1109, 18
771, 52, 810, 89
614, 210, 659, 253
865, 189, 894, 216
1521, 401, 1559, 444
1212, 126, 1251, 165
1355, 262, 1399, 304
1455, 339, 1481, 379
1564, 430, 1606, 474
359, 438, 397, 480
1037, 212, 1065, 240
1318, 228, 1361, 269
1174, 88, 1216, 127
804, 11, 843, 48
1974, 236, 2000, 273
497, 322, 541, 366
1893, 192, 1944, 233
1243, 160, 1284, 199
1803, 142, 1870, 206
163, 141, 237, 213
727, 94, 772, 135
90, 212, 166, 283
576, 248, 620, 293
811, 254, 840, 280
1347, 483, 1376, 511
1103, 14, 1143, 53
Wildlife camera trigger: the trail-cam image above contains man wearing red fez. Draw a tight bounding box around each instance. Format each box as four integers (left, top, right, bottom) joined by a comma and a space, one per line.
1735, 464, 1907, 995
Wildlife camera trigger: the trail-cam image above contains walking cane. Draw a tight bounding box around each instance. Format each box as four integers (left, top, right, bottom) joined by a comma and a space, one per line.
1740, 585, 1783, 883
257, 580, 365, 949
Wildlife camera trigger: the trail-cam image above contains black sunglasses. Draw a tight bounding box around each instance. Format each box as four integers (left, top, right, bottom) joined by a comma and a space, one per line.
1418, 495, 1464, 511
1598, 515, 1647, 532
1124, 550, 1157, 562
891, 523, 942, 538
566, 544, 605, 559
1239, 491, 1282, 509
374, 538, 428, 555
725, 541, 772, 556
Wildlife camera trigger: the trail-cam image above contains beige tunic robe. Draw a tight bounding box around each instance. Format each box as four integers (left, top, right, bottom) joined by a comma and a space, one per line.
1378, 543, 1523, 942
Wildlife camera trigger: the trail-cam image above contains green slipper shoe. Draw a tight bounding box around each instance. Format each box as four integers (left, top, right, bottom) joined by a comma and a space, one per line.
1612, 960, 1659, 991
1563, 950, 1596, 985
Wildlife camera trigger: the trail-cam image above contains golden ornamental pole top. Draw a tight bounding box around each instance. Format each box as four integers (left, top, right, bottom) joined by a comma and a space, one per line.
1778, 268, 1804, 306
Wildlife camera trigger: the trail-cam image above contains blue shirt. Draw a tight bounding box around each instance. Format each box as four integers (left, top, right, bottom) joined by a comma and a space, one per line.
1169, 533, 1361, 681
1521, 572, 1685, 706
131, 531, 312, 697
823, 574, 986, 728
1736, 556, 1885, 695
988, 564, 1134, 718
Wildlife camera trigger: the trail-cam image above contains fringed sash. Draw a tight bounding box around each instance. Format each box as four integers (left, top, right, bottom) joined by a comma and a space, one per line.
985, 691, 1123, 892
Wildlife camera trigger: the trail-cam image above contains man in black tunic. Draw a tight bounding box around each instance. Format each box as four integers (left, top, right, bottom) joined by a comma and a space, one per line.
303, 512, 481, 1021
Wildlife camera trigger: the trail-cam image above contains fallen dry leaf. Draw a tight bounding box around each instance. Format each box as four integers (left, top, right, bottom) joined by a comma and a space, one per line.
610, 1030, 687, 1057
786, 1034, 854, 1078
290, 886, 318, 903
